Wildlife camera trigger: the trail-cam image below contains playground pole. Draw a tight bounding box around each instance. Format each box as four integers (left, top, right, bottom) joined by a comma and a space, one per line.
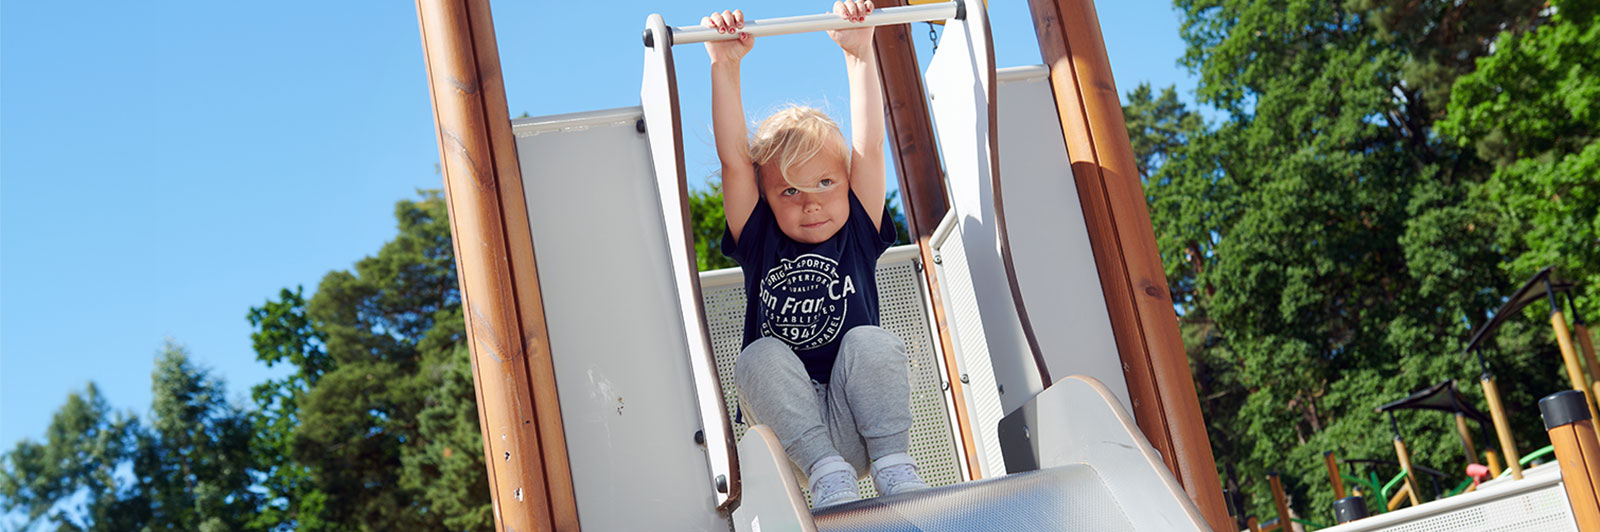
1569, 293, 1600, 422
417, 0, 579, 529
1385, 485, 1411, 511
1540, 391, 1600, 532
1026, 1, 1230, 527
1476, 347, 1525, 480
1547, 281, 1600, 442
1454, 413, 1478, 465
1267, 472, 1292, 532
1388, 412, 1421, 508
1323, 451, 1345, 499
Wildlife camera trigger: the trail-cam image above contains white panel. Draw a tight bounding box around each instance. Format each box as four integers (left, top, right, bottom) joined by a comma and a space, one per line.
924, 4, 1045, 417
641, 14, 739, 511
512, 107, 725, 530
995, 66, 1131, 412
930, 220, 1009, 478
1319, 463, 1574, 532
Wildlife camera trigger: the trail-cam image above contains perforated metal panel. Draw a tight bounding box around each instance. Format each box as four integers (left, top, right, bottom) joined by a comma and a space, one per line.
702, 245, 963, 500
1321, 465, 1576, 532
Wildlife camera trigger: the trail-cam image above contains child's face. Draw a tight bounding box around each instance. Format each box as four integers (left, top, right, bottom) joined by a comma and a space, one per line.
759, 150, 851, 244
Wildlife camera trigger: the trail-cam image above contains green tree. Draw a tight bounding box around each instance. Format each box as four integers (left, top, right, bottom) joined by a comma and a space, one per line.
691, 179, 736, 271
246, 286, 330, 531
1, 342, 259, 532
1142, 0, 1563, 523
138, 341, 260, 532
0, 384, 145, 531
1441, 0, 1600, 322
246, 191, 491, 531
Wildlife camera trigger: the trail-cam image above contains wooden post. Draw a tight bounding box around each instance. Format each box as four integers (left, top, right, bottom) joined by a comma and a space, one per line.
873, 0, 981, 480
1246, 515, 1261, 532
1267, 472, 1292, 532
1025, 0, 1229, 527
417, 0, 579, 529
1552, 303, 1600, 442
1386, 411, 1421, 508
1476, 347, 1524, 480
1393, 438, 1421, 507
1577, 320, 1600, 409
1568, 294, 1600, 405
1540, 390, 1600, 532
1324, 451, 1345, 499
1385, 484, 1411, 511
1486, 448, 1504, 478
1455, 413, 1479, 465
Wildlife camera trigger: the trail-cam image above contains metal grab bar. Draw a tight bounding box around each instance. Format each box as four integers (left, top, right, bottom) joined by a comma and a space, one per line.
663, 0, 962, 46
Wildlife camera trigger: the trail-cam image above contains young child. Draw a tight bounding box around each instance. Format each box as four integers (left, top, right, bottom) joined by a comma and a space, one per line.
703, 1, 928, 509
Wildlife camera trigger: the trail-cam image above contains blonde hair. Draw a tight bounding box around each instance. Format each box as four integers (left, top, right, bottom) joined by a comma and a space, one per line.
749, 105, 850, 193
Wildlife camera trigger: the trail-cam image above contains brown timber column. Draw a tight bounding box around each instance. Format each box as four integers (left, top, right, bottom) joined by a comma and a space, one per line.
1324, 451, 1345, 499
1549, 287, 1600, 442
1267, 472, 1292, 532
1455, 413, 1479, 464
1540, 390, 1600, 532
873, 0, 982, 480
417, 1, 578, 530
1027, 0, 1229, 527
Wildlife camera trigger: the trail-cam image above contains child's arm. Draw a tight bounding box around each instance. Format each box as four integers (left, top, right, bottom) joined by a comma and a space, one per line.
704, 10, 760, 244
828, 1, 887, 229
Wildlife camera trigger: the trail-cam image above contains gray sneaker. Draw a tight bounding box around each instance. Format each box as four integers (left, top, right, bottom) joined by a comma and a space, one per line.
808, 456, 861, 508
870, 453, 929, 496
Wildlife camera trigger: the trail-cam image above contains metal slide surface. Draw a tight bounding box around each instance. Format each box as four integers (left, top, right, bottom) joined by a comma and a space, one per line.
812, 464, 1134, 531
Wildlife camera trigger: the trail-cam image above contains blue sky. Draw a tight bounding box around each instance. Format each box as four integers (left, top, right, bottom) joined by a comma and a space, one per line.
0, 1, 1198, 453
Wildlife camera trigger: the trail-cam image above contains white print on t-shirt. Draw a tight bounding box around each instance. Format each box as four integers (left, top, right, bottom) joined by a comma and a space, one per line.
758, 253, 856, 350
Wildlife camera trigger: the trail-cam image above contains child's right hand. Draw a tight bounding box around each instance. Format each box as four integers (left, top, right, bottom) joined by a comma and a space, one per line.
702, 9, 754, 64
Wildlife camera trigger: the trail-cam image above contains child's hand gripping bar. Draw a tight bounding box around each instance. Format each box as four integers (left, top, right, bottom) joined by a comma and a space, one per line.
660, 0, 963, 46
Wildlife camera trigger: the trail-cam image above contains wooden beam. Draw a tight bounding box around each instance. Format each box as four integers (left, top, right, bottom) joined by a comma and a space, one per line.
873, 0, 982, 480
1026, 0, 1229, 528
417, 0, 578, 529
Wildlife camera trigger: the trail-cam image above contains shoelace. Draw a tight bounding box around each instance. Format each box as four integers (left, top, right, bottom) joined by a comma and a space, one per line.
874, 462, 926, 495
812, 469, 859, 502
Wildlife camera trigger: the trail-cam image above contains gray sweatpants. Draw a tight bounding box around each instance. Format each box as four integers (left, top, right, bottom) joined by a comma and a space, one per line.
734, 325, 912, 475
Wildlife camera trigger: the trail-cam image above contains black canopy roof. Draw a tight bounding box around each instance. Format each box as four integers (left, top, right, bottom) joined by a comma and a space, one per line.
1375, 379, 1491, 427
1464, 266, 1575, 355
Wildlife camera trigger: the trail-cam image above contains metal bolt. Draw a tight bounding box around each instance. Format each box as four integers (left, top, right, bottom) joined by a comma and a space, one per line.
636, 118, 647, 134
960, 374, 969, 384
933, 254, 943, 265
694, 430, 706, 445
997, 384, 1005, 395
716, 475, 729, 493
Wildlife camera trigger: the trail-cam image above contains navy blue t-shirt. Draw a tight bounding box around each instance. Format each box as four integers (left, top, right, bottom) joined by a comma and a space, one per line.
722, 191, 897, 383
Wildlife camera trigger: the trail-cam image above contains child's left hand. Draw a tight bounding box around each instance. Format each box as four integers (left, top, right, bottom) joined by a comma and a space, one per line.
826, 1, 875, 58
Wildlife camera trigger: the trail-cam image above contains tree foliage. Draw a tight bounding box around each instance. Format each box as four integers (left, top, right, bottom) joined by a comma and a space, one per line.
245, 190, 491, 531
1137, 0, 1582, 524
1441, 0, 1600, 322
1, 342, 258, 532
